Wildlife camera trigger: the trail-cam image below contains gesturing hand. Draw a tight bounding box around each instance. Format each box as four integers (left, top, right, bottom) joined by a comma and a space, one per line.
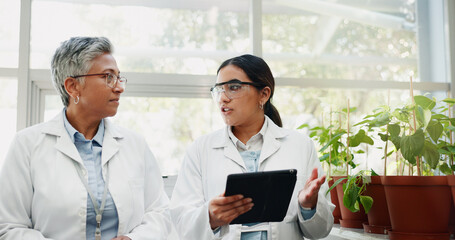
209, 193, 254, 229
298, 168, 326, 209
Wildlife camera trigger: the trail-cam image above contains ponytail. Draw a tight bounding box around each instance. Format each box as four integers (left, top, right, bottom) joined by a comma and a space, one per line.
264, 100, 282, 127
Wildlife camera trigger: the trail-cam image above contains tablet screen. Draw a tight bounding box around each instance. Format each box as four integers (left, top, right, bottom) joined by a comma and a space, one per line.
225, 169, 297, 224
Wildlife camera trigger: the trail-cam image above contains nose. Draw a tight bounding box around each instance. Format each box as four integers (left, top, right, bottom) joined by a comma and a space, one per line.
219, 90, 231, 102
113, 83, 125, 93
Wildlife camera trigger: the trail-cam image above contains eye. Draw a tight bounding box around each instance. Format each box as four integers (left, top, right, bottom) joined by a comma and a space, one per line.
106, 73, 115, 83
228, 84, 242, 91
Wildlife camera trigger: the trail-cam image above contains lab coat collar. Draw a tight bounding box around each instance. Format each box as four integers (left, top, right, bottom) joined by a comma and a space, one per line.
211, 116, 289, 170
40, 111, 124, 166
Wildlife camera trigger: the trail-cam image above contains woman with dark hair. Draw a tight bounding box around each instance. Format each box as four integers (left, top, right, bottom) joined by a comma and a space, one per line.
171, 54, 334, 239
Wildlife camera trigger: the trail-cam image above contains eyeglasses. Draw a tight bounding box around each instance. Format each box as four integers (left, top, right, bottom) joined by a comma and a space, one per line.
70, 73, 127, 89
210, 79, 263, 102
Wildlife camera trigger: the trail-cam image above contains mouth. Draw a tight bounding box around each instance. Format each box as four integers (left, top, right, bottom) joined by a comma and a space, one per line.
221, 106, 232, 113
110, 98, 120, 103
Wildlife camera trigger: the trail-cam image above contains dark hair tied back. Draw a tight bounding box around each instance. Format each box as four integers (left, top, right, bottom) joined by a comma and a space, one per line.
217, 54, 282, 127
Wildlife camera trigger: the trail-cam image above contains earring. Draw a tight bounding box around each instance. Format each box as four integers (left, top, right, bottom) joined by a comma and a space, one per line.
259, 102, 263, 110
74, 96, 80, 105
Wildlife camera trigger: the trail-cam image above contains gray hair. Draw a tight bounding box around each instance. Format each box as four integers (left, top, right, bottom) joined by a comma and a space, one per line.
51, 37, 113, 106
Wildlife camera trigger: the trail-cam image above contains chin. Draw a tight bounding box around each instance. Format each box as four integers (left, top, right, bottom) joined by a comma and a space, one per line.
104, 109, 118, 118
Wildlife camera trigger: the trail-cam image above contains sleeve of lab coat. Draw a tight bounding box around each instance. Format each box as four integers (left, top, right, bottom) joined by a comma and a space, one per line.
296, 139, 334, 239
125, 144, 172, 240
0, 135, 54, 240
170, 141, 218, 240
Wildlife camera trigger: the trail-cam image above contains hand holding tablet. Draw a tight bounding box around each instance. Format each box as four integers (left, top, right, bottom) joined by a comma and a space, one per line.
224, 169, 298, 224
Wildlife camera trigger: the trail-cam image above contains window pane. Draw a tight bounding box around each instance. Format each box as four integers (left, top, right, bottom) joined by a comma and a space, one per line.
30, 0, 249, 74
44, 87, 441, 176
44, 95, 224, 176
0, 0, 20, 68
263, 1, 418, 81
0, 78, 18, 168
273, 87, 446, 175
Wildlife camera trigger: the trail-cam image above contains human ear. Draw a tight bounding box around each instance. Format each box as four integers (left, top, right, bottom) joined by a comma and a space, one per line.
260, 86, 271, 104
64, 77, 81, 100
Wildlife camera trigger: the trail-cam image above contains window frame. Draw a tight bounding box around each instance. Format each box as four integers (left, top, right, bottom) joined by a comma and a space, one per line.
2, 0, 451, 129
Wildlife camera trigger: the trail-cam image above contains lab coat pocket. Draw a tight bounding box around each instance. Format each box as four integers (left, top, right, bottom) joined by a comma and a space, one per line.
284, 174, 306, 223
129, 178, 145, 220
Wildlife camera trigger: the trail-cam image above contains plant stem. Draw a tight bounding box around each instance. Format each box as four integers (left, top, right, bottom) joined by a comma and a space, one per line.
329, 107, 332, 178
384, 89, 390, 176
410, 76, 421, 176
346, 99, 350, 176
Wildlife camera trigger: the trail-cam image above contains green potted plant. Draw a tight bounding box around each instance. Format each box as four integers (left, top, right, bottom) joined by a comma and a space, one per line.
298, 109, 346, 224
379, 92, 452, 239
322, 102, 373, 229
355, 104, 394, 234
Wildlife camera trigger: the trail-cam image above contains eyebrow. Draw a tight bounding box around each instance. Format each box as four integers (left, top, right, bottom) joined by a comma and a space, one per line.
103, 69, 120, 75
215, 79, 243, 86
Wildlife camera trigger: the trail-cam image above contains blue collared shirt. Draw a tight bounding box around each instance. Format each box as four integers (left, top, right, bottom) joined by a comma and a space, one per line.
63, 110, 119, 240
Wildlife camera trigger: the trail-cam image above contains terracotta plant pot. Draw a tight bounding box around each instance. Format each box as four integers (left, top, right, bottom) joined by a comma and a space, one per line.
448, 175, 455, 237
362, 175, 391, 234
328, 179, 341, 224
382, 176, 452, 240
449, 205, 455, 239
333, 176, 368, 229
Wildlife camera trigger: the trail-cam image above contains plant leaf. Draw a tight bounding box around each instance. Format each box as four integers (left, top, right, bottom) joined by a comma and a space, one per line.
426, 121, 443, 142
400, 129, 425, 164
371, 169, 379, 176
414, 95, 436, 110
325, 177, 346, 196
415, 106, 432, 130
343, 183, 360, 212
442, 98, 455, 105
368, 112, 390, 128
359, 195, 374, 214
423, 141, 440, 169
349, 129, 374, 147
320, 131, 346, 152
439, 163, 453, 175
388, 124, 401, 138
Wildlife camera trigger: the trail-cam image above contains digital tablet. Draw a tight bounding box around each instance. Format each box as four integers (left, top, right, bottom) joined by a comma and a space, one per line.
224, 169, 297, 224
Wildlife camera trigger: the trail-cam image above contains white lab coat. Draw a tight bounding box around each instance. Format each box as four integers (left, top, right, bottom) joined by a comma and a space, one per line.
0, 112, 171, 240
170, 116, 334, 240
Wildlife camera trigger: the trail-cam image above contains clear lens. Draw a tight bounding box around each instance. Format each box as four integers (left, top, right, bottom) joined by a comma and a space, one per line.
210, 84, 249, 102
106, 73, 116, 87
117, 77, 127, 89
105, 74, 127, 89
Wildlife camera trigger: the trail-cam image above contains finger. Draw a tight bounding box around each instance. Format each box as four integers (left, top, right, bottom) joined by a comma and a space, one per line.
318, 175, 326, 185
222, 202, 254, 220
212, 194, 244, 205
307, 168, 318, 183
218, 197, 253, 213
311, 175, 325, 188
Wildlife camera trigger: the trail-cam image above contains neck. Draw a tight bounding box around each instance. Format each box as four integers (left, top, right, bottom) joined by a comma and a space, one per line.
66, 107, 102, 140
232, 116, 265, 144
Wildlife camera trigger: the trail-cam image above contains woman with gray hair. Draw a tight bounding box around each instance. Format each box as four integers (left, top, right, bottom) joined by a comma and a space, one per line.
0, 37, 171, 240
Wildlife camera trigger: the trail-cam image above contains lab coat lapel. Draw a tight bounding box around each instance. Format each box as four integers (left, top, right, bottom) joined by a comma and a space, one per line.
54, 132, 84, 164
258, 117, 288, 166
258, 133, 281, 166
102, 118, 122, 166
43, 112, 84, 164
224, 142, 247, 170
212, 127, 247, 170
